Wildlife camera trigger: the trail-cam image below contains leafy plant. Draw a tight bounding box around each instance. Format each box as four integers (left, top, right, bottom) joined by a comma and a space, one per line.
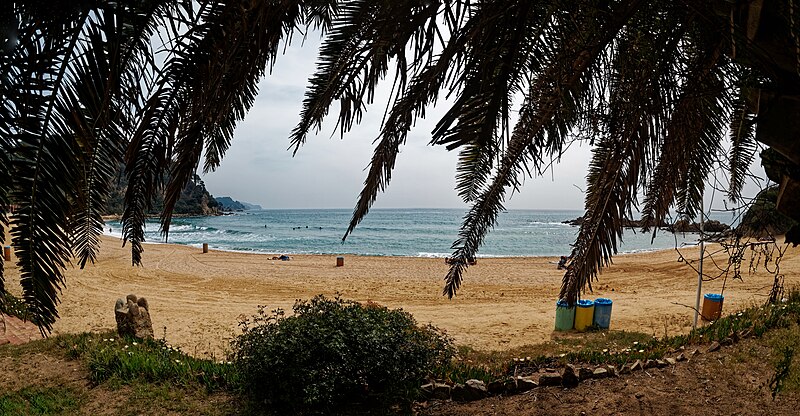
231, 295, 454, 414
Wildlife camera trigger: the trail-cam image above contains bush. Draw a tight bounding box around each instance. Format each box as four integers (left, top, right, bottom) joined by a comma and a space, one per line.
231, 295, 454, 414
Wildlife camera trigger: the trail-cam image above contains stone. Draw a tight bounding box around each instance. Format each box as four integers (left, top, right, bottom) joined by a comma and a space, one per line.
707, 341, 721, 353
618, 365, 631, 375
676, 353, 687, 362
503, 378, 518, 393
656, 359, 669, 368
464, 379, 488, 400
431, 382, 451, 400
605, 365, 617, 377
451, 384, 467, 401
666, 358, 677, 366
643, 359, 657, 369
137, 297, 149, 311
561, 365, 579, 388
721, 337, 734, 346
635, 391, 645, 399
592, 367, 609, 379
690, 348, 700, 356
517, 377, 538, 392
421, 383, 434, 395
629, 360, 643, 372
487, 380, 505, 395
115, 295, 154, 339
578, 366, 594, 380
538, 373, 562, 387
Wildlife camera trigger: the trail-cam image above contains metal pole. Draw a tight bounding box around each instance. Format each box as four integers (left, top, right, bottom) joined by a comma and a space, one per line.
693, 202, 705, 330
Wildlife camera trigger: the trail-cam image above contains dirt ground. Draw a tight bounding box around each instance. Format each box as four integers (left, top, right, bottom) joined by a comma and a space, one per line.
2, 333, 798, 415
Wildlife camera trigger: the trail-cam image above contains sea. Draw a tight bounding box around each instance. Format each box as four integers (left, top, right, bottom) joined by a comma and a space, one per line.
104, 209, 739, 258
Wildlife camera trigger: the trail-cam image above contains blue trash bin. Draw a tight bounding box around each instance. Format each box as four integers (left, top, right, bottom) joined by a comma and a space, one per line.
593, 298, 613, 329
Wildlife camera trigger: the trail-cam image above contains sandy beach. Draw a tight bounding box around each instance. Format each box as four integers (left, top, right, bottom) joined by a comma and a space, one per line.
4, 235, 800, 357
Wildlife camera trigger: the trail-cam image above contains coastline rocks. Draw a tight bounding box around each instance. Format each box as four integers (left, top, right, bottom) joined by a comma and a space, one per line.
562, 217, 730, 234
115, 294, 154, 339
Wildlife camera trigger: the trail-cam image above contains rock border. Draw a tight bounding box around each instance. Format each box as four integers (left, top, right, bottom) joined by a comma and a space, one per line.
420, 335, 746, 403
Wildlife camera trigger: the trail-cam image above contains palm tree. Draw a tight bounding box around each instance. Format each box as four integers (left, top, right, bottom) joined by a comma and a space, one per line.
1, 0, 799, 332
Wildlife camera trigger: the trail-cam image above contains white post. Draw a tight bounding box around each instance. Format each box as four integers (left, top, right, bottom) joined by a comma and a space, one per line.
693, 203, 705, 330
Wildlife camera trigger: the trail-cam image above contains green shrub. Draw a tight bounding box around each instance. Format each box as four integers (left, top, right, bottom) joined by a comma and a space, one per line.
231, 295, 454, 414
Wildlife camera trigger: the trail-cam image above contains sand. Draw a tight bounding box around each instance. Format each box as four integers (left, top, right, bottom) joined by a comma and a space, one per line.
4, 235, 800, 357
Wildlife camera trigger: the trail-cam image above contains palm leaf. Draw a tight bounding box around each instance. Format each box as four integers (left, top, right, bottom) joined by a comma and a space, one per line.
444, 0, 645, 298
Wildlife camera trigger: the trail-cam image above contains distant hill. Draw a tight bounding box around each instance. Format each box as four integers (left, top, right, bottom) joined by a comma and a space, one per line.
105, 165, 219, 216
216, 196, 262, 211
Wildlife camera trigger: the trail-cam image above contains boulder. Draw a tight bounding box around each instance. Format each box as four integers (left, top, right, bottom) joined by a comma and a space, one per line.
115, 295, 154, 339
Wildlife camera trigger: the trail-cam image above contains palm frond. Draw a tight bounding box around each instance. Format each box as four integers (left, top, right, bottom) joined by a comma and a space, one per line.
66, 7, 130, 269
433, 0, 539, 202
343, 10, 473, 241
727, 80, 757, 203
640, 35, 727, 228
444, 0, 645, 298
4, 3, 93, 333
289, 0, 445, 153
159, 0, 307, 239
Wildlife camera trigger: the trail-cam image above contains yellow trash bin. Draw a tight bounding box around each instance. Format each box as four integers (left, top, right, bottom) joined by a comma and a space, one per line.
574, 299, 595, 331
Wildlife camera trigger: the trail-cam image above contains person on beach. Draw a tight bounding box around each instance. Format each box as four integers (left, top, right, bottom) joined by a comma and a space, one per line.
557, 256, 569, 270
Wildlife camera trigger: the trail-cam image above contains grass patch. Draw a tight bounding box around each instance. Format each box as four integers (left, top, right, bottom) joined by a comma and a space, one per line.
0, 386, 83, 416
55, 331, 237, 391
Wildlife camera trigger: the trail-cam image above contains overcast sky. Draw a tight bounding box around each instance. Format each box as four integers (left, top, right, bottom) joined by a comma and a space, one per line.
201, 37, 767, 212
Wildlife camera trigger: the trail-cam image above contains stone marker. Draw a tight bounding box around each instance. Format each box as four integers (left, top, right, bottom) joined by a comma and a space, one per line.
114, 294, 154, 339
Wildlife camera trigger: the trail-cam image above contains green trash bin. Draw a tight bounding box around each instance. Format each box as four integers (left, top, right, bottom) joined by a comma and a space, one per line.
555, 299, 575, 331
